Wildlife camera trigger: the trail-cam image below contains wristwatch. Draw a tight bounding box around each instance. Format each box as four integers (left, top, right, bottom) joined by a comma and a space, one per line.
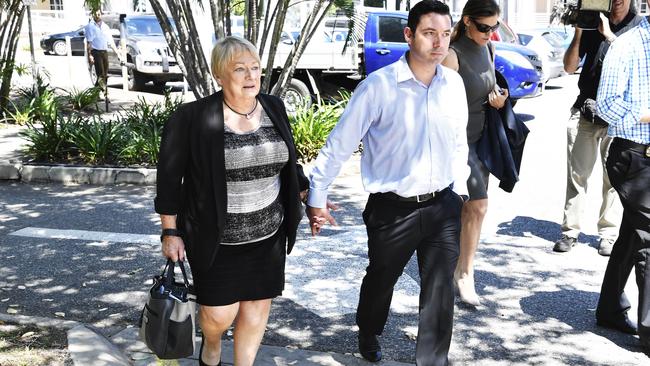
160, 228, 181, 242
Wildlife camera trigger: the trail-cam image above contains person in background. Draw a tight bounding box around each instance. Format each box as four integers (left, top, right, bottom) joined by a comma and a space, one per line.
155, 36, 308, 366
595, 5, 650, 349
85, 8, 121, 93
442, 0, 508, 307
306, 1, 469, 364
554, 0, 641, 256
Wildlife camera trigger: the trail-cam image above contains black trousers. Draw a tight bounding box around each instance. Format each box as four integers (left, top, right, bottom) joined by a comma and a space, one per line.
91, 49, 109, 89
356, 187, 462, 366
597, 138, 650, 342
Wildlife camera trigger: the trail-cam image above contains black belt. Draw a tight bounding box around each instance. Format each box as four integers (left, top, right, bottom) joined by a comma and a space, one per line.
613, 137, 650, 158
376, 187, 450, 203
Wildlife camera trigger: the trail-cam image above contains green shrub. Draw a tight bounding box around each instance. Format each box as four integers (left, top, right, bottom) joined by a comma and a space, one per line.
69, 115, 125, 165
3, 100, 33, 125
289, 91, 350, 162
117, 93, 182, 166
64, 87, 101, 111
20, 112, 76, 162
20, 91, 183, 166
4, 88, 61, 125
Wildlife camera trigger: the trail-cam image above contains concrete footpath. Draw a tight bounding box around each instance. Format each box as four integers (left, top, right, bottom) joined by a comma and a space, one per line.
0, 117, 409, 365
3, 74, 650, 365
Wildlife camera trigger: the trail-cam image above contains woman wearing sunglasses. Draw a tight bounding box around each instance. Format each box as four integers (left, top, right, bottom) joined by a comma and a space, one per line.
442, 0, 507, 307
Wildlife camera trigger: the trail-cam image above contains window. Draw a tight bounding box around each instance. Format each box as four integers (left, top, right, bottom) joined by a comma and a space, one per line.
50, 0, 63, 10
378, 16, 407, 43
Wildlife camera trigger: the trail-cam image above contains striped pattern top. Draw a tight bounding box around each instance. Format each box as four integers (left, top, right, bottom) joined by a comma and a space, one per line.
221, 109, 289, 244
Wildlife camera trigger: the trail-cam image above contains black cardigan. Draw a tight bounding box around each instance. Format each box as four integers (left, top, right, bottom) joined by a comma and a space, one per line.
154, 91, 309, 271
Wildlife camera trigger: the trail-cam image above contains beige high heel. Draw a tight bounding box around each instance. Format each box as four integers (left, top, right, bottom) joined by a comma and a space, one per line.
454, 273, 481, 306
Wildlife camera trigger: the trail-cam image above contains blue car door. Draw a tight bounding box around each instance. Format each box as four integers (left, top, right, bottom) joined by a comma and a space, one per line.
364, 14, 409, 75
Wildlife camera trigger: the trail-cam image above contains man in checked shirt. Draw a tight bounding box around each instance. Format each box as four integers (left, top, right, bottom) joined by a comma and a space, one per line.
596, 4, 650, 351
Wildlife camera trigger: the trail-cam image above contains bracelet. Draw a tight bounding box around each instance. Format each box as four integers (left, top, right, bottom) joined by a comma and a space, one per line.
160, 228, 181, 242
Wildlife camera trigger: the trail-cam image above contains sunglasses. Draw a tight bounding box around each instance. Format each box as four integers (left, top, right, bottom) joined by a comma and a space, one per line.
470, 19, 500, 33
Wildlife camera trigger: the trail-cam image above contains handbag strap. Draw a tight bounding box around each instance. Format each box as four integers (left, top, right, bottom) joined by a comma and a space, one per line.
162, 259, 191, 288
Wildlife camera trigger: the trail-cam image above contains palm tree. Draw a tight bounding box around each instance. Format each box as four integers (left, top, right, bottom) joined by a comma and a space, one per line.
0, 0, 26, 112
150, 0, 354, 101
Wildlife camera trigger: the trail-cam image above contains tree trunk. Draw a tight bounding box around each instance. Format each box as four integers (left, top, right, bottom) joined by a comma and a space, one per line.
224, 0, 232, 36
150, 0, 215, 99
260, 0, 289, 94
209, 0, 225, 41
271, 0, 333, 97
257, 0, 278, 58
0, 0, 25, 112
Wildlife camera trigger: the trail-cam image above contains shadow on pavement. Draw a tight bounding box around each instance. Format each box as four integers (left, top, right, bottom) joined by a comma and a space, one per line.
497, 215, 560, 242
520, 290, 644, 354
496, 215, 600, 248
517, 113, 535, 122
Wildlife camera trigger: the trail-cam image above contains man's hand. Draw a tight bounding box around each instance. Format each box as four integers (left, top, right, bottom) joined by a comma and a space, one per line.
598, 13, 615, 41
88, 54, 94, 65
306, 201, 339, 236
162, 235, 185, 262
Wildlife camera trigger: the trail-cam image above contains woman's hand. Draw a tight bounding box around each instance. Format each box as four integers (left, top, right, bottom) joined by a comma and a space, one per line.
488, 88, 508, 109
162, 235, 185, 262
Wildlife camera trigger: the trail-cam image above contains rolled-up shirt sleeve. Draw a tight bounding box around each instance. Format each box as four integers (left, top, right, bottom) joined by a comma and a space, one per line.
307, 81, 376, 208
597, 42, 642, 128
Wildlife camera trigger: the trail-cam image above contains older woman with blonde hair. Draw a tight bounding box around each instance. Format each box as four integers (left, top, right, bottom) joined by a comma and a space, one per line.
155, 36, 308, 366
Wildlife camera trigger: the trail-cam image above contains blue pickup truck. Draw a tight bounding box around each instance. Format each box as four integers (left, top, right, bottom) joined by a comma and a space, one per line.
360, 11, 542, 100
278, 10, 542, 109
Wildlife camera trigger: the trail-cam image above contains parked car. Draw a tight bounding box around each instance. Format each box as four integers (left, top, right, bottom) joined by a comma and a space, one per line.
40, 26, 86, 56
446, 15, 542, 99
493, 45, 542, 100
490, 20, 519, 44
518, 29, 567, 81
493, 41, 545, 98
88, 14, 183, 91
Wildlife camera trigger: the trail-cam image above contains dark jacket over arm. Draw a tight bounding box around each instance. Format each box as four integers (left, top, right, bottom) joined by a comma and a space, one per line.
155, 91, 307, 271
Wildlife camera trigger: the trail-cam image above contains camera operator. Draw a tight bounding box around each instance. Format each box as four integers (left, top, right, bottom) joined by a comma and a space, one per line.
554, 0, 642, 257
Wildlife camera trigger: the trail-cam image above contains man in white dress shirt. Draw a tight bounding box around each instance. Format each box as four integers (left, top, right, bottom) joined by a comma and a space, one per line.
306, 1, 469, 365
85, 9, 121, 91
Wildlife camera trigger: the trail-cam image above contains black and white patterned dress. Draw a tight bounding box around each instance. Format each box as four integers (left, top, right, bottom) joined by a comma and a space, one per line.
193, 108, 290, 306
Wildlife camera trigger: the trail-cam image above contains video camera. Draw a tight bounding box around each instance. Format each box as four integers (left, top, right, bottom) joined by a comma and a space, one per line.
561, 0, 612, 30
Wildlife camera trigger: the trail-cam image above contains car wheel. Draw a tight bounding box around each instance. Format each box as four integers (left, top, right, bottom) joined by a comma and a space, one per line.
153, 81, 166, 91
88, 63, 98, 86
280, 78, 311, 114
128, 67, 147, 91
52, 40, 67, 56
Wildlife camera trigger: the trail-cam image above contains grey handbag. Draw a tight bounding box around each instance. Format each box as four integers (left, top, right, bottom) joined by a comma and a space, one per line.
139, 259, 196, 359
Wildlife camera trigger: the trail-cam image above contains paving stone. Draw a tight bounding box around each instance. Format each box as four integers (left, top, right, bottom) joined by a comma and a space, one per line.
89, 168, 118, 185
115, 169, 150, 184
20, 165, 50, 182
0, 162, 20, 180
49, 166, 91, 184
68, 324, 131, 366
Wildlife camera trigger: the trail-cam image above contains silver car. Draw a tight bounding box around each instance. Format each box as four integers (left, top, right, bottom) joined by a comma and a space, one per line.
89, 14, 183, 91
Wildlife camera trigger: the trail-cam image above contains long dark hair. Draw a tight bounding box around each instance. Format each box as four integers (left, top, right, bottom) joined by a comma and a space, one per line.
450, 0, 501, 43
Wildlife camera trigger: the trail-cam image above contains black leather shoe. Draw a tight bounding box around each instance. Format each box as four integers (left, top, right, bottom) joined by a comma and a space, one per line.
358, 332, 382, 362
596, 316, 638, 335
640, 338, 650, 353
553, 235, 577, 252
199, 333, 221, 366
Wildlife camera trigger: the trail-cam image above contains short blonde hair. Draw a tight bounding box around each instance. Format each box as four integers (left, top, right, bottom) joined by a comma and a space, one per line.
211, 36, 260, 80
